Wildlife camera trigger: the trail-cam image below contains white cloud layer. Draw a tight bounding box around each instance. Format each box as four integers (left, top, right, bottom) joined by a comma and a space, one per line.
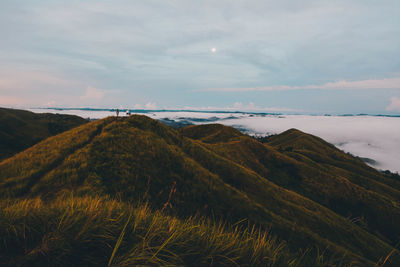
216, 115, 400, 173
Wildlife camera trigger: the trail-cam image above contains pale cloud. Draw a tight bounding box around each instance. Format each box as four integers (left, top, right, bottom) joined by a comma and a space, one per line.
231, 102, 257, 110
130, 103, 157, 109
45, 100, 57, 107
205, 77, 400, 92
0, 69, 96, 107
144, 102, 157, 109
386, 97, 400, 111
80, 86, 105, 100
182, 102, 298, 112
0, 95, 27, 107
0, 1, 399, 113
0, 70, 76, 91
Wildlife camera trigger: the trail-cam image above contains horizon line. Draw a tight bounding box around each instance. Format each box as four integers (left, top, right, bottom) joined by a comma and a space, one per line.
26, 107, 400, 117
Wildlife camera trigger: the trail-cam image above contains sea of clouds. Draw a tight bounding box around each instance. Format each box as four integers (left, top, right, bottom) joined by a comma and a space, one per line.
30, 109, 400, 173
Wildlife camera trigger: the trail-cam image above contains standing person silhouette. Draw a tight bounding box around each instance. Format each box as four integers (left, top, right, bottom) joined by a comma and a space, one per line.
116, 109, 119, 117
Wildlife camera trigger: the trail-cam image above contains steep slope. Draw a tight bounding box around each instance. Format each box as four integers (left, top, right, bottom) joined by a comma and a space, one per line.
0, 107, 87, 161
267, 129, 400, 243
0, 115, 399, 265
183, 125, 400, 246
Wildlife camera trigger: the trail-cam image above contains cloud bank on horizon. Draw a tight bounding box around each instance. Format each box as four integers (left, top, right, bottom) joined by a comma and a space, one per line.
1, 0, 399, 114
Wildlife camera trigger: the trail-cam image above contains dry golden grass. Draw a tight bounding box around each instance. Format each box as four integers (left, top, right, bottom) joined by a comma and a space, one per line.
0, 195, 362, 266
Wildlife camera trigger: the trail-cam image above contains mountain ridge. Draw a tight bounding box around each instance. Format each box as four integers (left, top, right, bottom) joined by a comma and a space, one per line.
1, 114, 399, 265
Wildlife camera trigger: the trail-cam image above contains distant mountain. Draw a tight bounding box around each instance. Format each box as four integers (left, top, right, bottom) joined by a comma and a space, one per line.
0, 115, 399, 265
0, 107, 88, 161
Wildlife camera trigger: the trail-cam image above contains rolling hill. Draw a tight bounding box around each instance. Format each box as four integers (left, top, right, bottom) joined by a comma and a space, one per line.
0, 107, 87, 161
182, 125, 400, 245
1, 115, 399, 266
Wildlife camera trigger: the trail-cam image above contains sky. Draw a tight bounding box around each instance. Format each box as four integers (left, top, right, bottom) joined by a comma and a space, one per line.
1, 0, 400, 114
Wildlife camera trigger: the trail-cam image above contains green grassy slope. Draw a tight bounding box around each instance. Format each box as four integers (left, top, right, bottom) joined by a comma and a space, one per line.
182, 124, 400, 244
265, 129, 400, 243
0, 116, 399, 265
0, 107, 87, 161
185, 125, 400, 248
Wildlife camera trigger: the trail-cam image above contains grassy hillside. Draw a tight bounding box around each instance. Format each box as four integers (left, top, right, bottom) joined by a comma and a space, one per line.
1, 195, 360, 266
0, 107, 87, 161
0, 115, 399, 265
183, 125, 400, 245
265, 129, 400, 242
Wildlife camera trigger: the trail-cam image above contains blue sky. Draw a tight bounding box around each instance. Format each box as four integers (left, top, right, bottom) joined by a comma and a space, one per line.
0, 0, 399, 114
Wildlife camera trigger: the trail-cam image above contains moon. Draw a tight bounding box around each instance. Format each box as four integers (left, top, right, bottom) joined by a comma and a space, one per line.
211, 47, 217, 53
